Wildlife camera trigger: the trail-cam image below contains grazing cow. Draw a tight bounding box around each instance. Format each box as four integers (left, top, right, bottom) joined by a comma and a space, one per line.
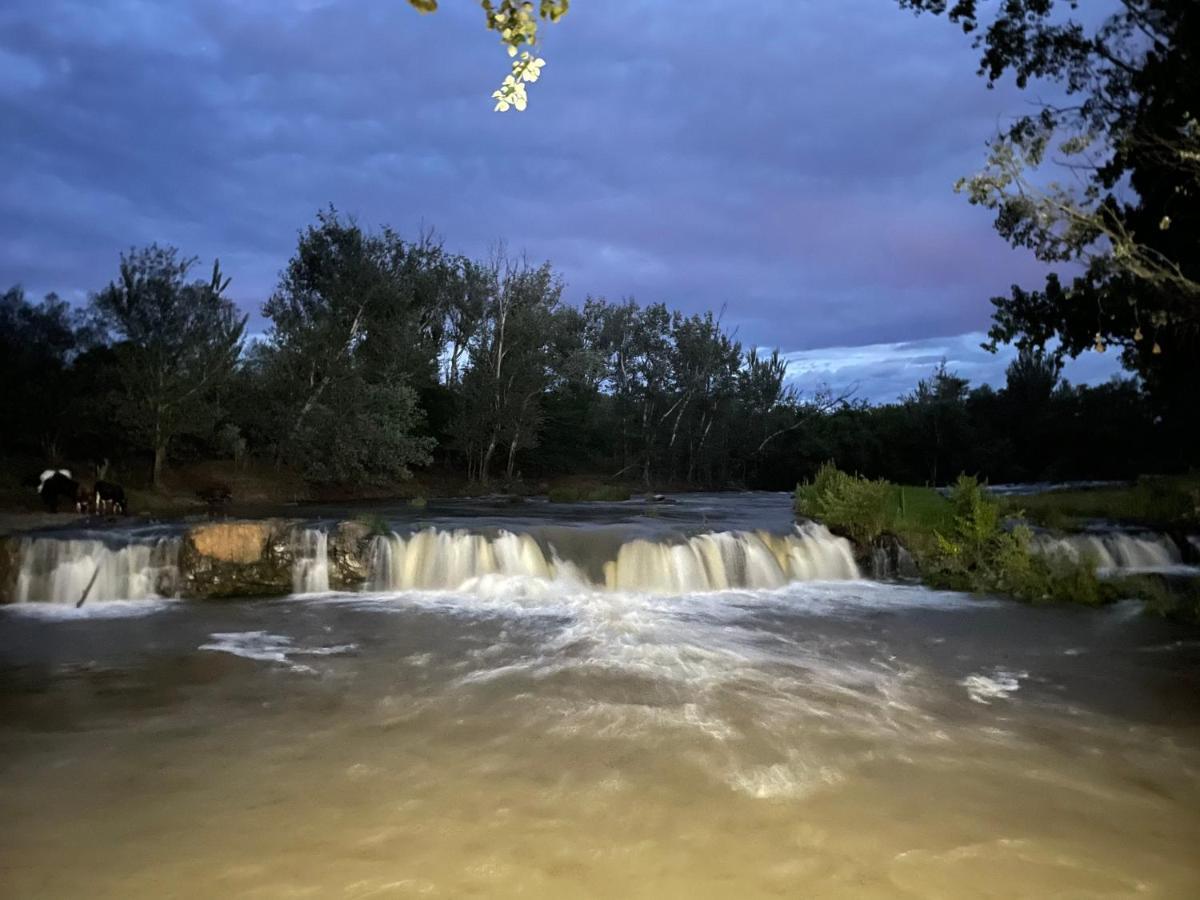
37, 470, 80, 513
93, 480, 127, 516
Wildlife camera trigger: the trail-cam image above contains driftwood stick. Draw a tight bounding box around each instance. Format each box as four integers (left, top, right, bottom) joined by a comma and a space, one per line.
76, 566, 101, 608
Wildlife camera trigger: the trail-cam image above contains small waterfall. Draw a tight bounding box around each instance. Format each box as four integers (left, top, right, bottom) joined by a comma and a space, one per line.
1032, 531, 1183, 573
369, 522, 858, 594
291, 529, 330, 594
13, 536, 181, 604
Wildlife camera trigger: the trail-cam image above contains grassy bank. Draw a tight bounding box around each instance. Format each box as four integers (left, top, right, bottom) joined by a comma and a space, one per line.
998, 475, 1199, 530
796, 465, 1110, 606
797, 464, 1200, 619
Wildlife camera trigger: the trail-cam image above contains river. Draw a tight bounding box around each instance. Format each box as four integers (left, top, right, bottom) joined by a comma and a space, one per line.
2, 492, 1199, 897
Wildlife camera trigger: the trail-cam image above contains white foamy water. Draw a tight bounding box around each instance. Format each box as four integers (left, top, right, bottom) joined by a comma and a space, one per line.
961, 669, 1026, 704
1032, 530, 1188, 573
4, 494, 1200, 898
291, 528, 330, 593
13, 535, 181, 604
368, 522, 858, 594
200, 630, 355, 672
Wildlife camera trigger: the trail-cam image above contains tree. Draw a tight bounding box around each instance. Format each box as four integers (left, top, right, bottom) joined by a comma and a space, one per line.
258, 209, 439, 482
0, 286, 78, 458
900, 1, 1199, 428
453, 255, 565, 483
91, 246, 246, 486
406, 0, 568, 110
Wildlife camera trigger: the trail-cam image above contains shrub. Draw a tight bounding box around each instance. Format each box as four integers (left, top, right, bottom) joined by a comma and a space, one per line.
355, 512, 391, 536
794, 462, 890, 544
926, 475, 1102, 605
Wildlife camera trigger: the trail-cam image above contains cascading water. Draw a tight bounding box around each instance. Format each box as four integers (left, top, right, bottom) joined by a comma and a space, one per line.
368, 522, 859, 594
1032, 530, 1185, 573
13, 535, 181, 604
291, 528, 330, 594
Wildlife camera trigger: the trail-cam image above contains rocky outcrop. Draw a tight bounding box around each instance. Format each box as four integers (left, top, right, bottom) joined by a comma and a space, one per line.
179, 520, 295, 599
188, 521, 274, 565
328, 520, 373, 588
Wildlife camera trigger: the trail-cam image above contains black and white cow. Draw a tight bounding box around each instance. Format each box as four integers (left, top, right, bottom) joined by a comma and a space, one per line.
37, 469, 80, 513
93, 480, 127, 516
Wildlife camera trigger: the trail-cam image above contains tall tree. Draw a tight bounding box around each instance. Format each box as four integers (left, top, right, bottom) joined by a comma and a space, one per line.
258, 209, 438, 482
900, 1, 1199, 432
91, 246, 246, 486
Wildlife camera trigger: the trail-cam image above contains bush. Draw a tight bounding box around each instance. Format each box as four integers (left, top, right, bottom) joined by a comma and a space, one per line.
926, 475, 1102, 605
355, 512, 391, 536
794, 462, 891, 544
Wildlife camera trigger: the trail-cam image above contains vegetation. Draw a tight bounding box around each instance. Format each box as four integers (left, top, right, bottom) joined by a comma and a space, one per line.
1000, 476, 1200, 531
923, 476, 1104, 606
902, 1, 1199, 449
795, 463, 891, 545
405, 0, 567, 110
2, 210, 1196, 505
797, 466, 1109, 606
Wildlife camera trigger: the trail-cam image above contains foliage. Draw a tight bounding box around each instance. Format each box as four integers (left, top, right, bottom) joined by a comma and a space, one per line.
925, 476, 1103, 605
1002, 475, 1200, 530
90, 246, 246, 485
795, 463, 891, 545
900, 1, 1200, 442
406, 0, 568, 110
355, 513, 392, 537
4, 212, 1195, 499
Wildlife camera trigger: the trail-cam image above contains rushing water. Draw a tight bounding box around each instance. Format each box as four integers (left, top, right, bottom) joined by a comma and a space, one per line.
1032, 529, 1194, 575
2, 493, 1200, 898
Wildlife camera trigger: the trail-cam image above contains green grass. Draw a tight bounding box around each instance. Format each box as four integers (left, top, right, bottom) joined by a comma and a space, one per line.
884, 485, 954, 552
1000, 475, 1199, 530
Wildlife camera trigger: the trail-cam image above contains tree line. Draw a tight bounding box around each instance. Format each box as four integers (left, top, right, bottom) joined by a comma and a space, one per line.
0, 209, 1190, 494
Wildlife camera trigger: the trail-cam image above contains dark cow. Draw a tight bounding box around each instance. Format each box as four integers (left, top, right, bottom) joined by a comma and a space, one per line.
93, 480, 127, 516
37, 469, 80, 513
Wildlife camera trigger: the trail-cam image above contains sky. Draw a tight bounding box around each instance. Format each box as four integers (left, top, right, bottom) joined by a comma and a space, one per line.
0, 0, 1121, 401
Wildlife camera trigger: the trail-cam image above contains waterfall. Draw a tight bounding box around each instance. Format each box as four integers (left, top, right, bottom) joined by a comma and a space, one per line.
369, 522, 859, 594
13, 536, 181, 604
291, 528, 330, 594
1032, 530, 1183, 573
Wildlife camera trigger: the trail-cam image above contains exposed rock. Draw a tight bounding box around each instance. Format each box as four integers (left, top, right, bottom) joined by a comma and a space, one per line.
0, 535, 17, 600
329, 520, 373, 588
180, 520, 294, 599
188, 521, 273, 564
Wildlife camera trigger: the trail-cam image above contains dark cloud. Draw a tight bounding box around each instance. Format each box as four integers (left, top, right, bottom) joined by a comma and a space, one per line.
1, 0, 1110, 382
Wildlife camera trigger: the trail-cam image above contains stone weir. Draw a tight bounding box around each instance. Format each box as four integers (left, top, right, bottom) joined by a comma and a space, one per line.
178, 520, 372, 599
1, 519, 864, 604
0, 520, 375, 605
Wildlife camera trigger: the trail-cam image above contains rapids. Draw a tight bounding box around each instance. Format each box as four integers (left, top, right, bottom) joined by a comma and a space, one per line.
2, 492, 1199, 897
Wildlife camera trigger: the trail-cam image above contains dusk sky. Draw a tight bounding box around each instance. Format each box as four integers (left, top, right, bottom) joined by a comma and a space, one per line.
0, 0, 1120, 401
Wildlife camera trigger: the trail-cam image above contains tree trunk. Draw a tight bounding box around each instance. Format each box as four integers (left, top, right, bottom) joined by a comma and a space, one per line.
506, 424, 522, 481
153, 442, 166, 488
481, 430, 499, 485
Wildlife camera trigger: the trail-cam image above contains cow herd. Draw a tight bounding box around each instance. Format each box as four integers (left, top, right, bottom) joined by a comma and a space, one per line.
37, 469, 127, 516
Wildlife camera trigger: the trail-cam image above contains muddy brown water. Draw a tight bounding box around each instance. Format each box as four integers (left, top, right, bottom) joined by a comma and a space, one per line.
2, 493, 1199, 898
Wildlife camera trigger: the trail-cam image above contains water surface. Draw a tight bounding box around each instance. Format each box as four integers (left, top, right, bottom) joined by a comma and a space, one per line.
2, 494, 1199, 898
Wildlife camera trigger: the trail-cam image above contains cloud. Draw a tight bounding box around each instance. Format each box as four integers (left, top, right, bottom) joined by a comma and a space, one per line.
781, 333, 1124, 404
0, 0, 1083, 353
